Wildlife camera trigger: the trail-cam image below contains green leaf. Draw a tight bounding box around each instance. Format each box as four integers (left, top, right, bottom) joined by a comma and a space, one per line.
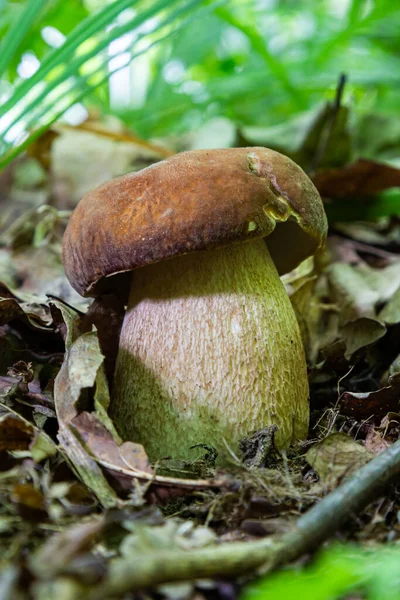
243, 545, 400, 600
0, 0, 46, 79
0, 0, 222, 169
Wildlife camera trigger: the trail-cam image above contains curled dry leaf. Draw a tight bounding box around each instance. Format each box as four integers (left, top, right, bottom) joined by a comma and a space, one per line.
54, 331, 106, 423
339, 372, 400, 421
53, 300, 120, 427
364, 427, 391, 455
0, 278, 54, 331
52, 309, 148, 505
0, 413, 34, 451
306, 432, 373, 487
72, 411, 153, 477
313, 158, 400, 199
0, 297, 48, 329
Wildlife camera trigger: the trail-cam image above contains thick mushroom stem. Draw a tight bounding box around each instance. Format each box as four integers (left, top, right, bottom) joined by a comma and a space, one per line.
110, 238, 309, 463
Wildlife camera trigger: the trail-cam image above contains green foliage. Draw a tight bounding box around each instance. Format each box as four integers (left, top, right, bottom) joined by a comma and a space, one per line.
0, 0, 89, 80
0, 0, 222, 168
1, 0, 400, 172
120, 0, 400, 137
242, 544, 400, 600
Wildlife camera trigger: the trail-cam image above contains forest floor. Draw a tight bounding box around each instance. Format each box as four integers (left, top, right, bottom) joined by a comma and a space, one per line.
1, 111, 400, 599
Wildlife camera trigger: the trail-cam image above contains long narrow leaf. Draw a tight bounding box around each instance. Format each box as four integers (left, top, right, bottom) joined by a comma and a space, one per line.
1, 0, 180, 140
0, 0, 224, 169
18, 0, 200, 137
0, 0, 153, 119
0, 0, 47, 79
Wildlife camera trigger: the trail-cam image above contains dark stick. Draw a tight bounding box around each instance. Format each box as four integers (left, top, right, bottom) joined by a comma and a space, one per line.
95, 438, 400, 597
311, 73, 347, 173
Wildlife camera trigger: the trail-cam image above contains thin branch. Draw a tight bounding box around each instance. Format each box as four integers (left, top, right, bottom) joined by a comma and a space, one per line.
95, 438, 400, 597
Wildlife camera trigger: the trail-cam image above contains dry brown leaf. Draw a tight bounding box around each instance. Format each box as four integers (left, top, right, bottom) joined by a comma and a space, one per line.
54, 331, 105, 423
72, 411, 152, 476
313, 158, 400, 199
58, 424, 119, 508
71, 411, 224, 492
364, 428, 391, 455
306, 432, 372, 487
0, 413, 34, 450
339, 372, 400, 421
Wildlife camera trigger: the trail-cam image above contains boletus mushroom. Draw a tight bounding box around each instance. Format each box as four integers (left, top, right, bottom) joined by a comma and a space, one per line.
62, 147, 327, 463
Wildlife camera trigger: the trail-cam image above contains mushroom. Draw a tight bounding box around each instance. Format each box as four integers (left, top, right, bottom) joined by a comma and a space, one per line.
62, 147, 327, 463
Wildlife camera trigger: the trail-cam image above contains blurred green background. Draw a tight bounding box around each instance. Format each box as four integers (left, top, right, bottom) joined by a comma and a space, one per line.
1, 0, 400, 171
1, 4, 400, 599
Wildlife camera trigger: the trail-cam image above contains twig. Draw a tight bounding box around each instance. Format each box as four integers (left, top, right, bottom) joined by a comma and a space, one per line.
96, 457, 228, 490
311, 72, 347, 173
95, 438, 400, 597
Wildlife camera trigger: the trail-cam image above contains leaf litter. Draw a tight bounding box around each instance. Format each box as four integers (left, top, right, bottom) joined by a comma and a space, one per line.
0, 113, 400, 599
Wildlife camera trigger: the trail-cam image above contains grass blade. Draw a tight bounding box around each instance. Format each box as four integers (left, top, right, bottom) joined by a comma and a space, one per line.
0, 0, 152, 119
0, 0, 223, 169
1, 0, 179, 141
0, 0, 47, 79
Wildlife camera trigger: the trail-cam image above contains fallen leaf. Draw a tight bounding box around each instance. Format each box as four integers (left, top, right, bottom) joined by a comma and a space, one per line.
378, 286, 400, 324
364, 428, 391, 455
339, 372, 400, 421
119, 442, 155, 475
70, 411, 223, 493
313, 159, 400, 199
306, 432, 372, 487
49, 298, 87, 350
0, 413, 34, 451
0, 293, 52, 329
71, 411, 152, 476
340, 317, 386, 359
327, 263, 379, 323
57, 424, 119, 508
53, 331, 105, 423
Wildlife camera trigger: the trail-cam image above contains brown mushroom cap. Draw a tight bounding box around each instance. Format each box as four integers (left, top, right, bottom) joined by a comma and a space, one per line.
62, 147, 327, 297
